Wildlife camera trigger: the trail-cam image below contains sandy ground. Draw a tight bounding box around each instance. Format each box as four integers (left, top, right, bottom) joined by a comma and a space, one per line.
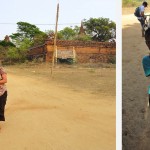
0, 63, 116, 150
122, 11, 150, 150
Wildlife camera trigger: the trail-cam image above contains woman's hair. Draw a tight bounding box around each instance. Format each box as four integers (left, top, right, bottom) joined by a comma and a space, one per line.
145, 28, 150, 50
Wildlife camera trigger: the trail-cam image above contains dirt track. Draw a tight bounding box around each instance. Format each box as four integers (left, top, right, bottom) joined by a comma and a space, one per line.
0, 64, 115, 150
122, 12, 150, 150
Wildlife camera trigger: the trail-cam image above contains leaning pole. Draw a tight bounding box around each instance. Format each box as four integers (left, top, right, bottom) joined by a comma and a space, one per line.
51, 2, 59, 75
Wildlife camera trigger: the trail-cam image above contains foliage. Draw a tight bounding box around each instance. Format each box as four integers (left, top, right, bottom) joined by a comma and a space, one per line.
46, 18, 116, 42
73, 26, 80, 34
74, 34, 92, 41
7, 22, 48, 63
10, 22, 47, 46
33, 32, 48, 46
57, 26, 91, 41
45, 30, 55, 39
7, 47, 20, 61
11, 22, 41, 40
83, 18, 116, 42
0, 46, 7, 60
7, 38, 32, 62
57, 27, 77, 40
0, 40, 15, 47
3, 18, 116, 63
0, 40, 15, 61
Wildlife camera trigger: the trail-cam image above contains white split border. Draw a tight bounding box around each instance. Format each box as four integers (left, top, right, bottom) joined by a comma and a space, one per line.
116, 0, 122, 149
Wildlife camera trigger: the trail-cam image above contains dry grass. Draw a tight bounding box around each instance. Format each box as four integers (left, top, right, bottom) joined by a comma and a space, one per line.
5, 62, 116, 97
122, 7, 135, 15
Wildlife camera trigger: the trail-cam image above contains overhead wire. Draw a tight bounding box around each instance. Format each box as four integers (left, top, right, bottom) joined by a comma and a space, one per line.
0, 23, 80, 26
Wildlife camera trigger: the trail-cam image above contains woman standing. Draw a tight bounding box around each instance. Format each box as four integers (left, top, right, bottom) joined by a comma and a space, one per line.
0, 67, 7, 128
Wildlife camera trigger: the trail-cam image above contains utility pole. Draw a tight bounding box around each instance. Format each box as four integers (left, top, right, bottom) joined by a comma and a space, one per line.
51, 2, 59, 75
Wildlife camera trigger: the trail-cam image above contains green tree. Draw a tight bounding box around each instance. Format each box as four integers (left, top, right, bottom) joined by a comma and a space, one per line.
33, 32, 48, 46
74, 34, 92, 41
10, 22, 47, 46
0, 40, 15, 61
58, 27, 76, 40
73, 26, 80, 35
45, 30, 55, 38
7, 47, 20, 61
83, 18, 116, 42
0, 46, 7, 60
0, 40, 15, 47
57, 26, 92, 41
8, 22, 48, 63
7, 38, 32, 62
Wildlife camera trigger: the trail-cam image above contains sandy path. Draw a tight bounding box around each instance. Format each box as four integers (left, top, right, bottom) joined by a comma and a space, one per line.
122, 14, 150, 150
0, 70, 115, 150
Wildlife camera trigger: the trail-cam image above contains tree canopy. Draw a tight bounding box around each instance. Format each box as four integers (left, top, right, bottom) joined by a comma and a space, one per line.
47, 26, 91, 41
1, 18, 116, 63
57, 27, 76, 40
10, 22, 48, 46
83, 18, 116, 42
7, 22, 48, 63
0, 40, 15, 47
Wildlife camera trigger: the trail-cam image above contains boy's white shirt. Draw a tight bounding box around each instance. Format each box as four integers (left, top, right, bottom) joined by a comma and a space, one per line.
138, 5, 145, 19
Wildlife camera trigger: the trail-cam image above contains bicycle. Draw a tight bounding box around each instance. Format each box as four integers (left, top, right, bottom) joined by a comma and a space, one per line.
143, 15, 150, 35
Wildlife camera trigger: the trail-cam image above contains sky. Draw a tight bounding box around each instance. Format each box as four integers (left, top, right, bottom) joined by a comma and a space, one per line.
0, 0, 117, 40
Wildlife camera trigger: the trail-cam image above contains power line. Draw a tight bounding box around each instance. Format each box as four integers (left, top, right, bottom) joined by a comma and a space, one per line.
0, 22, 80, 26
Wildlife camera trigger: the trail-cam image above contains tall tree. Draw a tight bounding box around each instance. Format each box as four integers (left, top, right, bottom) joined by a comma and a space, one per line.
10, 22, 47, 46
83, 18, 116, 42
7, 22, 48, 62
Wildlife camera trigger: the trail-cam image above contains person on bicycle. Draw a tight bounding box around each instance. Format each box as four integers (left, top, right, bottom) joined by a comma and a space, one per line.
137, 1, 148, 37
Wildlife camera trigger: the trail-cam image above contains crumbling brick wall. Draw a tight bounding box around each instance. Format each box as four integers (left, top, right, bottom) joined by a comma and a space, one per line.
76, 53, 115, 63
29, 40, 116, 63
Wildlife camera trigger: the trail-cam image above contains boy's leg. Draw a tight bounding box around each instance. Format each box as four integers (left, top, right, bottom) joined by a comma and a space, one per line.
138, 18, 145, 37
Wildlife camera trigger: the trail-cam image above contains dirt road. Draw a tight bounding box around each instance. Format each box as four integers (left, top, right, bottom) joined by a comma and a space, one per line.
122, 12, 150, 150
0, 64, 115, 150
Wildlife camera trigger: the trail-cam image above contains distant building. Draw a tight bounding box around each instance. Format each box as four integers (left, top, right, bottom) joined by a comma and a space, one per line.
78, 22, 86, 36
4, 35, 10, 42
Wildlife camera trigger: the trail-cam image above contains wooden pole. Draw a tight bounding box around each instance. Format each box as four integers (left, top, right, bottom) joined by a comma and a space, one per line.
55, 46, 58, 63
51, 2, 59, 74
73, 46, 76, 63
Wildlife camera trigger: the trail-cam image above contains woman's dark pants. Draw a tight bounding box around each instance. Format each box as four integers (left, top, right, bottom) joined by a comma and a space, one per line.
0, 91, 7, 121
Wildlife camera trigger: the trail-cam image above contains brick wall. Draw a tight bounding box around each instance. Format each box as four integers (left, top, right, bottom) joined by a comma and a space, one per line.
29, 40, 116, 63
46, 45, 115, 63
